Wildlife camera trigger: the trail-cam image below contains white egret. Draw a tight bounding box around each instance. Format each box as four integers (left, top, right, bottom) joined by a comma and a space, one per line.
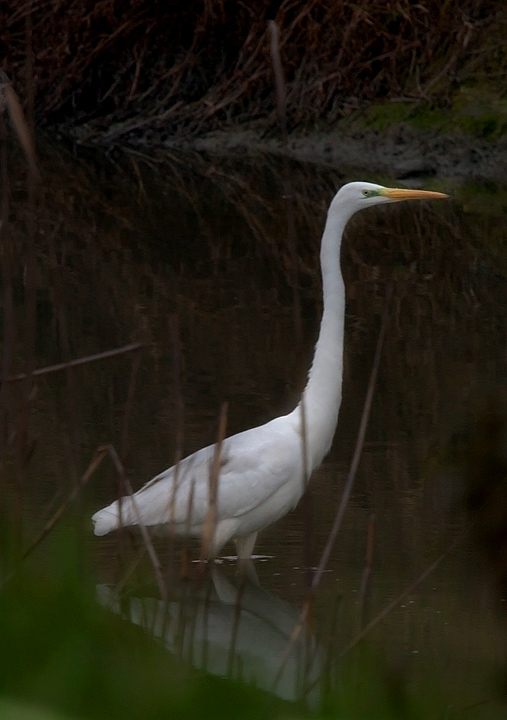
92, 181, 447, 558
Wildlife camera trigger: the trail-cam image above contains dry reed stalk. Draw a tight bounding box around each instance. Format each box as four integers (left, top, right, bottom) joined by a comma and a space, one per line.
12, 274, 36, 544
268, 13, 303, 350
357, 512, 376, 629
0, 70, 39, 547
0, 113, 16, 480
23, 0, 34, 129
7, 342, 147, 383
0, 72, 38, 178
101, 443, 168, 603
168, 313, 185, 510
268, 19, 287, 141
113, 544, 147, 597
160, 314, 186, 578
170, 314, 185, 460
199, 402, 228, 567
456, 692, 507, 715
339, 524, 470, 657
119, 351, 142, 459
21, 445, 109, 561
181, 478, 195, 579
50, 245, 82, 485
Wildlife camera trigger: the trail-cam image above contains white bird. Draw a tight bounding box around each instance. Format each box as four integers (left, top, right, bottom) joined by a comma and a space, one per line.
92, 181, 447, 558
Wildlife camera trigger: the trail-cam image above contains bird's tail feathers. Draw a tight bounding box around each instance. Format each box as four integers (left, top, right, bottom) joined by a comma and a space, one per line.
91, 497, 137, 536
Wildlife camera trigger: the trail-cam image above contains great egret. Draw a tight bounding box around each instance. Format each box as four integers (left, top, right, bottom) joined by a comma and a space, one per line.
92, 181, 447, 558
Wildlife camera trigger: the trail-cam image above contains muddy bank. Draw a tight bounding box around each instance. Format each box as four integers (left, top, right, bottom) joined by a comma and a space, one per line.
5, 2, 506, 156
180, 124, 507, 183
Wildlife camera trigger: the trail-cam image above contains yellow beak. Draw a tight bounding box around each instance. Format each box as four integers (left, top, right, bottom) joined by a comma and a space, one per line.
381, 188, 448, 200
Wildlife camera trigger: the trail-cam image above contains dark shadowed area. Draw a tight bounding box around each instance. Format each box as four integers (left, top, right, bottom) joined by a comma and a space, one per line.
2, 145, 507, 718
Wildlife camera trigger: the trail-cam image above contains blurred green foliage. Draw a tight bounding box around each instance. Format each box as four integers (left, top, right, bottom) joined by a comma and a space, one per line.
0, 698, 72, 720
0, 530, 289, 720
0, 526, 455, 720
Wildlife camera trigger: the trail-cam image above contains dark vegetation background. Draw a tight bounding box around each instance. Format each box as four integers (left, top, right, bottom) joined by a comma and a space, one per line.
2, 0, 506, 144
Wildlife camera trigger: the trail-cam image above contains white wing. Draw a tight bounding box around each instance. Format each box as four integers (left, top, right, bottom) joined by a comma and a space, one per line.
92, 412, 304, 535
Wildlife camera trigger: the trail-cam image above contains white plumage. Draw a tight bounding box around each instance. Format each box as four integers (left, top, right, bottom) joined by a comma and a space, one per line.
92, 181, 447, 558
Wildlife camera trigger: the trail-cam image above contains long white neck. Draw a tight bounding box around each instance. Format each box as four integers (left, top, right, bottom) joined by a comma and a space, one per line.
295, 202, 349, 474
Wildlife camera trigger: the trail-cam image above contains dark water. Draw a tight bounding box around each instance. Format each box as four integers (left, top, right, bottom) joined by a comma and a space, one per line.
4, 146, 507, 714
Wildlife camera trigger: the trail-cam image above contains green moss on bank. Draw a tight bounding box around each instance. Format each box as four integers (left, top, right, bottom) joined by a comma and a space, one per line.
363, 84, 507, 140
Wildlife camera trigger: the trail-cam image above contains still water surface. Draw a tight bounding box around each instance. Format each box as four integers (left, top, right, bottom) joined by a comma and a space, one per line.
7, 147, 507, 713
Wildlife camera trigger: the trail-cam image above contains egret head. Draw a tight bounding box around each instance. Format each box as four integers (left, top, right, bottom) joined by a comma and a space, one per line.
329, 181, 448, 223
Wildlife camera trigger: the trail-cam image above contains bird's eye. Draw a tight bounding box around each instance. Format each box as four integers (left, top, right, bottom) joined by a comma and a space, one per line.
362, 190, 370, 197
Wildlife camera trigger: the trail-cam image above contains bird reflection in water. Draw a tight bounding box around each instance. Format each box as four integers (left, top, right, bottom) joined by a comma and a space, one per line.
97, 564, 324, 707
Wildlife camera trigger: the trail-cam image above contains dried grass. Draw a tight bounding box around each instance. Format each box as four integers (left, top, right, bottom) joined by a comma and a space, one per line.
1, 1, 504, 143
